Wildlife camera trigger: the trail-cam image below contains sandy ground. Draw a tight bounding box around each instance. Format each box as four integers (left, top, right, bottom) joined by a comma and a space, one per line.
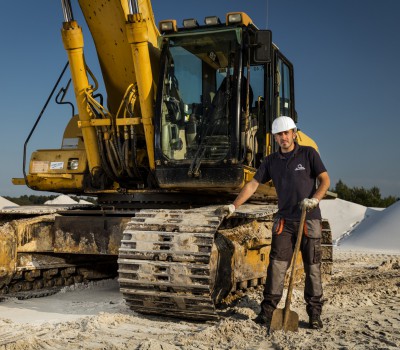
0, 247, 399, 350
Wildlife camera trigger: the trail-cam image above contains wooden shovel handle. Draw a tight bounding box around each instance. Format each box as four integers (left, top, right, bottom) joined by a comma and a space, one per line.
283, 206, 307, 327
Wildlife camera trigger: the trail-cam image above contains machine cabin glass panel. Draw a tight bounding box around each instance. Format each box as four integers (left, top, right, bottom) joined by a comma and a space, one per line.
242, 64, 266, 168
160, 30, 240, 162
276, 56, 293, 117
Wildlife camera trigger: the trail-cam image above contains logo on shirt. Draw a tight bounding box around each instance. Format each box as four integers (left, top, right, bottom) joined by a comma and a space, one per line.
295, 164, 305, 171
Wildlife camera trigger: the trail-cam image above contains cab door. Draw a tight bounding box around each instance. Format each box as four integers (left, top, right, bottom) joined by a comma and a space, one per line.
274, 52, 296, 121
268, 51, 296, 153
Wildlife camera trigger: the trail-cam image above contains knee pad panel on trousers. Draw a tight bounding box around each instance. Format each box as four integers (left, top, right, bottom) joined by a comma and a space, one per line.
304, 263, 323, 297
266, 259, 290, 295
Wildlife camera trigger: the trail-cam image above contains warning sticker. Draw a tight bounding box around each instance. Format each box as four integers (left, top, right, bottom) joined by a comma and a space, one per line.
31, 161, 49, 173
50, 162, 64, 170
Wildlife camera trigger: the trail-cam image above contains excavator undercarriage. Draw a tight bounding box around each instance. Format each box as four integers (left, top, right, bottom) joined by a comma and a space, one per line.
0, 200, 333, 320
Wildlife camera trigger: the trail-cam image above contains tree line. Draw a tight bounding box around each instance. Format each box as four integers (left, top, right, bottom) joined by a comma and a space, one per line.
4, 195, 96, 206
331, 180, 398, 208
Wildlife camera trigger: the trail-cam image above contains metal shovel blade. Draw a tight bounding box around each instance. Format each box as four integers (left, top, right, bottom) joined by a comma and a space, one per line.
270, 308, 299, 332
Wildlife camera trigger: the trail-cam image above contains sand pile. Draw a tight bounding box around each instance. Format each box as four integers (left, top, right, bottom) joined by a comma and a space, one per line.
0, 196, 18, 209
78, 199, 93, 204
44, 195, 78, 205
320, 198, 383, 242
339, 200, 400, 253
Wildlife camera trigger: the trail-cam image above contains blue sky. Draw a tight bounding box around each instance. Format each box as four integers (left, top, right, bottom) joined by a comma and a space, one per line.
0, 0, 399, 198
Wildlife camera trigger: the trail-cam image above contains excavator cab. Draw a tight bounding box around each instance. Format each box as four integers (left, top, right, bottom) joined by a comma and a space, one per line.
154, 16, 296, 191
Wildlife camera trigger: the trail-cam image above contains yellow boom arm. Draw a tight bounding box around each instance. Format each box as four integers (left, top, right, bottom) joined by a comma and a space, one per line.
62, 0, 160, 177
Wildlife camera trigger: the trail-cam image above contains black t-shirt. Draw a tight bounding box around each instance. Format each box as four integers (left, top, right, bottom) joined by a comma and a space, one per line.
253, 143, 327, 220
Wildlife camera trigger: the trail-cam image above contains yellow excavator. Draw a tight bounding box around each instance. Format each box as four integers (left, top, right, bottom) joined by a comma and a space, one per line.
0, 0, 332, 320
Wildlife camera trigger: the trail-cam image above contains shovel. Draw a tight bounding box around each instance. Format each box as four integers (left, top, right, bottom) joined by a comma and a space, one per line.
270, 206, 307, 332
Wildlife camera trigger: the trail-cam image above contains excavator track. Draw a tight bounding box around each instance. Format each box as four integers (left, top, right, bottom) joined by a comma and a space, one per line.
0, 260, 118, 301
118, 207, 223, 320
0, 205, 119, 301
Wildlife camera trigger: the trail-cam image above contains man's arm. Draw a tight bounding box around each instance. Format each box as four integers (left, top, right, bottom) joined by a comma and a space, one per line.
233, 178, 260, 209
313, 171, 330, 202
300, 171, 330, 211
215, 178, 261, 217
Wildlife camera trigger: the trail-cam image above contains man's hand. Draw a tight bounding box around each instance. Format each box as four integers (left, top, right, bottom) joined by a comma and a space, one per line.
215, 204, 236, 218
300, 198, 319, 212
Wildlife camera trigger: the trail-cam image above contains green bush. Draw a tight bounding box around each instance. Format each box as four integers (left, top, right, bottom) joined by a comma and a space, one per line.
332, 180, 398, 208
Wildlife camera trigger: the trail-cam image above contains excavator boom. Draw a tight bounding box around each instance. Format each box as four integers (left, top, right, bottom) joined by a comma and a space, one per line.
78, 0, 160, 114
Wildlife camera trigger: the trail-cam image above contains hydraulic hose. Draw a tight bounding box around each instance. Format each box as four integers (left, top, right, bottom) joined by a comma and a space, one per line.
123, 141, 134, 178
61, 0, 74, 22
97, 129, 118, 183
105, 140, 120, 178
128, 0, 140, 14
23, 62, 69, 188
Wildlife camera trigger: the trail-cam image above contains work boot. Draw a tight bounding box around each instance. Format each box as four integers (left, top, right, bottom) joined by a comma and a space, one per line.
253, 307, 274, 332
309, 313, 323, 329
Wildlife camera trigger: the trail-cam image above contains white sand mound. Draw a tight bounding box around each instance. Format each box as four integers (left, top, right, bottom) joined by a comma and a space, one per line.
320, 198, 382, 242
78, 199, 93, 204
339, 200, 400, 253
45, 194, 78, 205
0, 196, 19, 209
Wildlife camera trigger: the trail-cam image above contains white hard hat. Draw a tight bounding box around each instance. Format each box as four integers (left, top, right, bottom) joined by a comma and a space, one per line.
272, 116, 297, 134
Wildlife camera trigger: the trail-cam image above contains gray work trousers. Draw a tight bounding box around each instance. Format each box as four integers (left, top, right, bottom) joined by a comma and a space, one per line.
261, 218, 324, 317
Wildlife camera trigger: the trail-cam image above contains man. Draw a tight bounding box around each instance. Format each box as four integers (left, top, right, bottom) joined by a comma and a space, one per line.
218, 116, 330, 330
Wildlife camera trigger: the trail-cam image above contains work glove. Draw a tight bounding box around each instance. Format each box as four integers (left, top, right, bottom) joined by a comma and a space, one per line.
300, 198, 319, 212
215, 204, 236, 218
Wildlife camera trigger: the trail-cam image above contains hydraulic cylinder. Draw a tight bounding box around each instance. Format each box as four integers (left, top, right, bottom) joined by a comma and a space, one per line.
126, 13, 155, 170
61, 20, 101, 174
